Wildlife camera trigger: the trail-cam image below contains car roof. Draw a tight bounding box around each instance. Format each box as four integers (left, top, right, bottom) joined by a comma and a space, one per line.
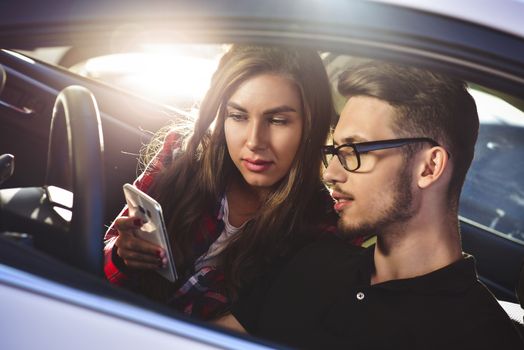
372, 0, 524, 39
2, 0, 524, 43
1, 0, 523, 102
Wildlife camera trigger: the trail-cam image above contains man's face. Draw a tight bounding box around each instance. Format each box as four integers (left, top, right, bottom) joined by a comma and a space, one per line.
323, 96, 417, 238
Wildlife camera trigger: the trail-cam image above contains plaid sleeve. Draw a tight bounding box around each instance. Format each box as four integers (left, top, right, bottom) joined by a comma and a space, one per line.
103, 206, 131, 285
103, 132, 182, 285
168, 267, 230, 320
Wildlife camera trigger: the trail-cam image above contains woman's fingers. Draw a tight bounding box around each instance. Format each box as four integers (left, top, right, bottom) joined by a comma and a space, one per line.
116, 243, 161, 263
120, 257, 161, 270
114, 216, 143, 233
116, 245, 164, 269
113, 216, 167, 270
117, 230, 162, 255
115, 235, 168, 270
115, 216, 163, 253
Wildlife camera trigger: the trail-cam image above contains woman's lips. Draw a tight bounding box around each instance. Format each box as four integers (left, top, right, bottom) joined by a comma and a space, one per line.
242, 159, 273, 172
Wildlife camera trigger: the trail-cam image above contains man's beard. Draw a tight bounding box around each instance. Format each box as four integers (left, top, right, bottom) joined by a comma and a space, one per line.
338, 164, 416, 239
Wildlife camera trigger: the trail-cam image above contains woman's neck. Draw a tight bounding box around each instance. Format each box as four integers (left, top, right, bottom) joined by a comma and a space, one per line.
225, 179, 267, 227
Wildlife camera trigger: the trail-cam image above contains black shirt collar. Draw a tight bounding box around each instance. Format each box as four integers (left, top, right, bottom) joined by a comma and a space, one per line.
356, 245, 478, 295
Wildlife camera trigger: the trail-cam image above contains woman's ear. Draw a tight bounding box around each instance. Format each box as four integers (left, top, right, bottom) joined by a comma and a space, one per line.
417, 147, 449, 189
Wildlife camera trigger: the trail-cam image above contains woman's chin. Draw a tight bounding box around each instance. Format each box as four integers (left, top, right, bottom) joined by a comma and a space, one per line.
242, 176, 279, 190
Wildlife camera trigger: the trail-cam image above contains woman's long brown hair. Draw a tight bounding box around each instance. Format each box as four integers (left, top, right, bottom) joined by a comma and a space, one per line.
137, 44, 335, 305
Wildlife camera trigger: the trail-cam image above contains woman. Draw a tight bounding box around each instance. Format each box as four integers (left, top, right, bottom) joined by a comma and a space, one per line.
104, 44, 338, 320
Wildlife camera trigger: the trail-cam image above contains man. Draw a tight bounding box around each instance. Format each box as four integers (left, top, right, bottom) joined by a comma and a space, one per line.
220, 61, 524, 349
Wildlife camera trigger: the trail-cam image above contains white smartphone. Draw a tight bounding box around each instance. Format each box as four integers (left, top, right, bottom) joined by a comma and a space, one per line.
123, 183, 178, 282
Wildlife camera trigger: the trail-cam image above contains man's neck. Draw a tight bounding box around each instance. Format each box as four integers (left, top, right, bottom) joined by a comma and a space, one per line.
370, 210, 462, 285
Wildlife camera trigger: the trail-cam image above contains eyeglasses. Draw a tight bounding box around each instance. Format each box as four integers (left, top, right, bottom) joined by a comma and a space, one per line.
322, 137, 444, 172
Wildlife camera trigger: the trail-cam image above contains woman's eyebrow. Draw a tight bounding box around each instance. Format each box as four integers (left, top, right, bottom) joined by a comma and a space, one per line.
226, 102, 247, 112
226, 102, 298, 115
262, 106, 297, 115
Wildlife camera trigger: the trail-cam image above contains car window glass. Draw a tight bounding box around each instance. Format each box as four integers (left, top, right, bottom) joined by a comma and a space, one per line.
20, 44, 226, 108
460, 88, 524, 245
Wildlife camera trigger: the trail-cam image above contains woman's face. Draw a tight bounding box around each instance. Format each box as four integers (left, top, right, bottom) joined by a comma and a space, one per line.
224, 73, 304, 191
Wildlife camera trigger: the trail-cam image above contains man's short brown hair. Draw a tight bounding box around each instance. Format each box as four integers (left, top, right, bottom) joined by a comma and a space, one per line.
338, 61, 479, 204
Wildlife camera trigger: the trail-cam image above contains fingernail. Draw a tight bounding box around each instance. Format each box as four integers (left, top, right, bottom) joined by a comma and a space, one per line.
157, 250, 164, 258
133, 219, 142, 227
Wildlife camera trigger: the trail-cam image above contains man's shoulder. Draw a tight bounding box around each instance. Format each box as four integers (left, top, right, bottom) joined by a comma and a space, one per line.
441, 261, 524, 348
455, 284, 524, 348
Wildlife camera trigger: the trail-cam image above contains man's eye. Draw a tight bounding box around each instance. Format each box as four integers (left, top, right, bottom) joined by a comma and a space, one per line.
269, 117, 288, 125
339, 148, 356, 157
228, 113, 247, 121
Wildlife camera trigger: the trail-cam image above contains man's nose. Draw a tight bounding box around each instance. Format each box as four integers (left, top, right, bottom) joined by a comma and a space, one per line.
246, 120, 267, 151
323, 155, 347, 186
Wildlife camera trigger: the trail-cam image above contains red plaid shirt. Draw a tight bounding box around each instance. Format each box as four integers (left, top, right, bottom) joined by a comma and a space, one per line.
104, 132, 182, 286
104, 132, 355, 320
104, 132, 244, 319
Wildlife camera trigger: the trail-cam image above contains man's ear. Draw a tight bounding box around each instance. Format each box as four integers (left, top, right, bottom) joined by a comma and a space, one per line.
417, 147, 449, 189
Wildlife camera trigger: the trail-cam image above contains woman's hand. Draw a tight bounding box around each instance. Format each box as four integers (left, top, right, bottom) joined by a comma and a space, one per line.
213, 314, 247, 333
113, 216, 167, 270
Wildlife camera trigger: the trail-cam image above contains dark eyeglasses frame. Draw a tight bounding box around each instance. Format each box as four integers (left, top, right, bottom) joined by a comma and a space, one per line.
322, 137, 446, 172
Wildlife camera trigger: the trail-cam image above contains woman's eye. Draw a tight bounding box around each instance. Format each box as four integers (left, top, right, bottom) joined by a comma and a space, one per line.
228, 113, 247, 121
269, 117, 288, 125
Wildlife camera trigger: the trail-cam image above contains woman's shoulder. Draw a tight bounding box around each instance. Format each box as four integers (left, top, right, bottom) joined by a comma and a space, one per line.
134, 129, 185, 192
152, 130, 184, 168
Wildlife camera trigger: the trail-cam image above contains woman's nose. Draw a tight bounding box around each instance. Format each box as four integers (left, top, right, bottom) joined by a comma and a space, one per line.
246, 120, 267, 151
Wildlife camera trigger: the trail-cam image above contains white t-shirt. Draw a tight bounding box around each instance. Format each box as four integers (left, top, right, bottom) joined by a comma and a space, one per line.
194, 196, 245, 270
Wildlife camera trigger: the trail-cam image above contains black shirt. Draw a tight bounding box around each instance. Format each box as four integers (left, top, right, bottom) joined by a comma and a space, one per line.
232, 238, 524, 349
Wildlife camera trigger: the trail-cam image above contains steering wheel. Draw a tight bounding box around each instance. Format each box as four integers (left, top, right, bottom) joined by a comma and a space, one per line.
45, 85, 105, 275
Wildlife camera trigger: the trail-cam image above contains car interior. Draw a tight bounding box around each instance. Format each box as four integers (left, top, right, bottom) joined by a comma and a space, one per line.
1, 36, 524, 342
0, 47, 268, 346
